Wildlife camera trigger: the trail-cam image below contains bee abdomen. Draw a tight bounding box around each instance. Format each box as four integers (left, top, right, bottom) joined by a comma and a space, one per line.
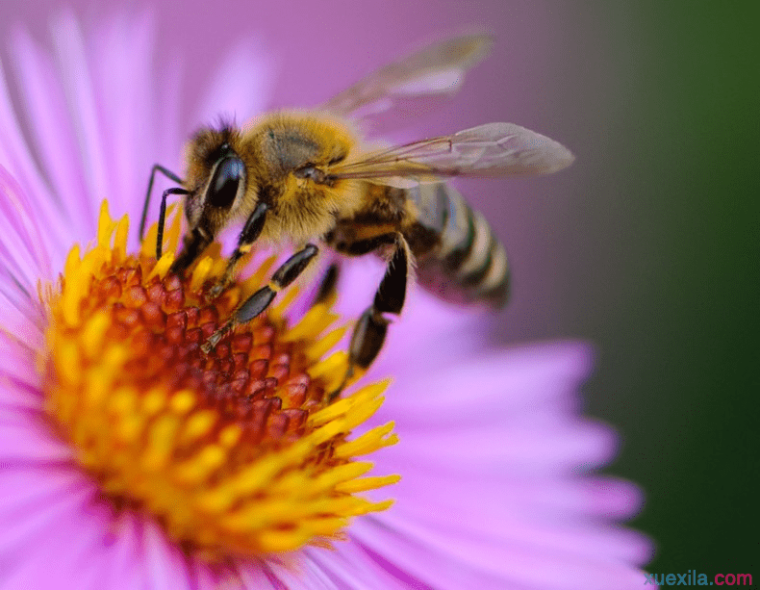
407, 184, 509, 308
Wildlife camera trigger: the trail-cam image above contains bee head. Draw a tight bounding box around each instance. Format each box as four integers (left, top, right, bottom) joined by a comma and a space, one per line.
183, 124, 247, 235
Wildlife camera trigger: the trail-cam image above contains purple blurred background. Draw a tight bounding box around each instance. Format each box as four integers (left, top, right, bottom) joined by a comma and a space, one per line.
2, 0, 757, 577
0, 0, 588, 338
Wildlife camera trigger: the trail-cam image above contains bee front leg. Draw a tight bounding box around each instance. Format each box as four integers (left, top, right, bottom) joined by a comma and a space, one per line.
140, 164, 184, 242
202, 243, 319, 354
170, 227, 213, 275
208, 202, 270, 299
330, 234, 409, 400
155, 187, 189, 259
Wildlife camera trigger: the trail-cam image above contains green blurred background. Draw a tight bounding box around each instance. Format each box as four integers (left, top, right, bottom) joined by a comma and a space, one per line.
539, 3, 759, 575
3, 0, 758, 579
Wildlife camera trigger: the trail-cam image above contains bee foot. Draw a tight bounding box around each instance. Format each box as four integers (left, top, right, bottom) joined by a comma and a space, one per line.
201, 323, 231, 355
208, 281, 226, 300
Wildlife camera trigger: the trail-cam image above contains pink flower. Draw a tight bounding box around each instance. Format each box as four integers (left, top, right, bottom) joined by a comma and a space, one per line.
0, 12, 653, 589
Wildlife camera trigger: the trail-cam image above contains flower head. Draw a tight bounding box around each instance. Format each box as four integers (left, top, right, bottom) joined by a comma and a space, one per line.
42, 200, 398, 560
0, 12, 653, 589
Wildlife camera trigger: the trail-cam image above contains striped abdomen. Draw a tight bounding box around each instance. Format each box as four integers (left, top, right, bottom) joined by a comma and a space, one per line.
404, 183, 509, 308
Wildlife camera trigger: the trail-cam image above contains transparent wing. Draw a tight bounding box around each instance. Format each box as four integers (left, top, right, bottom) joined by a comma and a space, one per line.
320, 34, 492, 131
329, 123, 575, 188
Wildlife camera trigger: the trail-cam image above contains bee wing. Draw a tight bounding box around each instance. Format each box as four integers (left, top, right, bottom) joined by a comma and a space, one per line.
320, 34, 492, 131
329, 123, 575, 188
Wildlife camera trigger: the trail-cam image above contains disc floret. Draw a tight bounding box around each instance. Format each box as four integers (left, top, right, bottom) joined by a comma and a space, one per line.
41, 202, 399, 559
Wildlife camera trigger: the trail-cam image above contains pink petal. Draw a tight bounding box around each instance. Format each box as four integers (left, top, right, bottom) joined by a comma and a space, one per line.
0, 467, 91, 544
0, 343, 43, 411
0, 419, 73, 464
267, 557, 341, 590
0, 482, 105, 590
140, 520, 194, 590
380, 342, 593, 419
0, 306, 43, 360
388, 468, 643, 527
581, 476, 644, 520
352, 518, 518, 590
382, 506, 652, 572
236, 561, 285, 590
356, 515, 649, 590
306, 543, 425, 590
0, 165, 53, 299
381, 409, 615, 476
10, 26, 95, 243
192, 39, 273, 129
50, 12, 109, 228
0, 65, 66, 264
95, 514, 150, 590
89, 11, 171, 224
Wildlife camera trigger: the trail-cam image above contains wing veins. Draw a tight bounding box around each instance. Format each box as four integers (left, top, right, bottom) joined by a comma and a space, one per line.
329, 123, 575, 186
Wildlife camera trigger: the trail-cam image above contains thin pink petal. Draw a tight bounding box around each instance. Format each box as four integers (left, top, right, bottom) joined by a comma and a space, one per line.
51, 13, 109, 227
0, 165, 52, 295
140, 520, 194, 590
236, 561, 284, 590
355, 518, 628, 590
386, 467, 643, 528
382, 415, 615, 474
0, 344, 43, 410
380, 342, 593, 419
581, 476, 644, 520
0, 468, 89, 533
192, 39, 273, 128
95, 514, 149, 590
89, 11, 166, 223
10, 26, 94, 242
0, 64, 67, 261
0, 386, 43, 415
153, 42, 184, 186
0, 419, 73, 464
352, 519, 520, 590
0, 287, 44, 347
0, 486, 110, 590
306, 544, 424, 590
382, 506, 651, 572
0, 480, 94, 570
267, 557, 339, 590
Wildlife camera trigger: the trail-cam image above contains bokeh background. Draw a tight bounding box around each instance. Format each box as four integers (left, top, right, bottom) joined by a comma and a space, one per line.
1, 0, 757, 579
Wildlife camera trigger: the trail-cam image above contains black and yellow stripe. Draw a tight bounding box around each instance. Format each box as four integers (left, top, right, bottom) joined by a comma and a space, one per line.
406, 183, 509, 308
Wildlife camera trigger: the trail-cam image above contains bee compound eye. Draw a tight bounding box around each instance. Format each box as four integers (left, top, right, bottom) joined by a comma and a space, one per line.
208, 157, 245, 209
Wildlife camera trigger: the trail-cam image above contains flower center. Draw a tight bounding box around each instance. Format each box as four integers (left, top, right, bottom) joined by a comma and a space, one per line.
40, 202, 399, 560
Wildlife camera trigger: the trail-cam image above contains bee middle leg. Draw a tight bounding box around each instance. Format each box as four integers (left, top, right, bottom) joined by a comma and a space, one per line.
208, 202, 270, 299
202, 243, 319, 354
330, 233, 409, 400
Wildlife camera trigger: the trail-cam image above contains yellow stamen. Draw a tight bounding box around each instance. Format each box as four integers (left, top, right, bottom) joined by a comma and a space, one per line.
40, 201, 399, 561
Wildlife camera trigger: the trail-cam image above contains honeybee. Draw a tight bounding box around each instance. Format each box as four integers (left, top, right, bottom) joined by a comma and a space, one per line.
140, 34, 573, 394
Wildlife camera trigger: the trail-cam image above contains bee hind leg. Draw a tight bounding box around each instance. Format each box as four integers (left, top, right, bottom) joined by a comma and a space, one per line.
202, 243, 319, 354
329, 234, 409, 401
313, 262, 341, 305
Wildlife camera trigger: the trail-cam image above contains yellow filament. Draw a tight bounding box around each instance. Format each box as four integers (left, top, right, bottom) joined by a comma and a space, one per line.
41, 201, 400, 559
